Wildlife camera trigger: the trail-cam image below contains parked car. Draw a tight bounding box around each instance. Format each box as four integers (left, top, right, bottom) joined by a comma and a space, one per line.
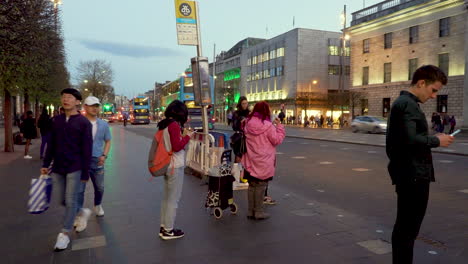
351, 116, 387, 134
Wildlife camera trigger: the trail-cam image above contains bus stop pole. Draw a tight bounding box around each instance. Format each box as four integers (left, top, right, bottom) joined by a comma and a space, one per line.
196, 1, 210, 175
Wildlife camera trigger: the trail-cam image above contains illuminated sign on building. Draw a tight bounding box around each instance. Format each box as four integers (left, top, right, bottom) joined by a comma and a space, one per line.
224, 68, 241, 81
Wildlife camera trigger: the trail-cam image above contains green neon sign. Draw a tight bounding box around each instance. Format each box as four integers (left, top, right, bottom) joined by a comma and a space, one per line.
224, 68, 240, 81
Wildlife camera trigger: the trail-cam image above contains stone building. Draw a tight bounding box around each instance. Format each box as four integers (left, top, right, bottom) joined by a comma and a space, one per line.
347, 0, 468, 128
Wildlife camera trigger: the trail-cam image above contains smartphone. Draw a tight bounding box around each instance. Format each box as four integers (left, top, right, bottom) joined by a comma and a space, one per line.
450, 129, 461, 137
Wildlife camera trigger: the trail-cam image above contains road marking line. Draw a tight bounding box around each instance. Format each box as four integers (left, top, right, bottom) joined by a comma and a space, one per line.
458, 189, 468, 194
319, 161, 334, 165
300, 142, 310, 145
352, 168, 371, 172
316, 189, 325, 193
357, 239, 392, 255
437, 160, 454, 163
276, 152, 284, 155
376, 230, 384, 233
72, 235, 106, 251
428, 251, 438, 255
291, 156, 306, 159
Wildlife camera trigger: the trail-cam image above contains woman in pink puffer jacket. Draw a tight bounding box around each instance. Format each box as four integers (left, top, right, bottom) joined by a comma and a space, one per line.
242, 101, 285, 220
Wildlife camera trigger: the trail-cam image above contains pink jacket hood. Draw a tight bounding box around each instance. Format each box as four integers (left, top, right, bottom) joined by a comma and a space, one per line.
242, 116, 285, 180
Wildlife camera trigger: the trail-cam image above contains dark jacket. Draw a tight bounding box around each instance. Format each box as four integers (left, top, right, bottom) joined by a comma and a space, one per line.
20, 117, 37, 139
386, 91, 440, 185
38, 114, 52, 135
232, 109, 250, 132
43, 114, 93, 181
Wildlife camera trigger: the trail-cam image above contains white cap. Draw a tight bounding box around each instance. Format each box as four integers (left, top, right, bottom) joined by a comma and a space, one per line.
84, 96, 101, 106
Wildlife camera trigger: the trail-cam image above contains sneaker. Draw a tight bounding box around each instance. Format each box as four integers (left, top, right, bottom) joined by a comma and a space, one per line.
75, 208, 91, 232
73, 215, 81, 228
160, 228, 185, 240
159, 227, 164, 237
94, 205, 104, 217
54, 233, 70, 251
263, 196, 276, 205
24, 155, 32, 159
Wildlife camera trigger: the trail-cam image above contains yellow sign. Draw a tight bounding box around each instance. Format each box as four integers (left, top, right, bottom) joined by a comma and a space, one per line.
174, 0, 197, 24
174, 0, 198, 45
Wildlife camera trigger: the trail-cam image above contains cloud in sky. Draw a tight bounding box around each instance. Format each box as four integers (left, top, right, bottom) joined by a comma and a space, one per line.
79, 39, 183, 58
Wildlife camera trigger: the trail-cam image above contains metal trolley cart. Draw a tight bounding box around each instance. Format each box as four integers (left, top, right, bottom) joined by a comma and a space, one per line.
204, 150, 238, 219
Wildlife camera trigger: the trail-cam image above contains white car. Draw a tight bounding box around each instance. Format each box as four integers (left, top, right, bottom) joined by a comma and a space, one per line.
351, 116, 387, 134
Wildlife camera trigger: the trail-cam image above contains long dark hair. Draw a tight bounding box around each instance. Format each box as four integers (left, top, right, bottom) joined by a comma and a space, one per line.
236, 96, 248, 111
158, 100, 188, 129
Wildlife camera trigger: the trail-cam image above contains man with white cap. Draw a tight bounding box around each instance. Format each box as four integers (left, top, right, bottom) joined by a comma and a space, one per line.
75, 96, 112, 232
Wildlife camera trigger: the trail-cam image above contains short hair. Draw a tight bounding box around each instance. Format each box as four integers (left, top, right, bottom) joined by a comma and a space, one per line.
26, 110, 33, 116
411, 65, 447, 86
164, 100, 188, 126
236, 96, 248, 111
249, 101, 271, 122
60, 88, 82, 101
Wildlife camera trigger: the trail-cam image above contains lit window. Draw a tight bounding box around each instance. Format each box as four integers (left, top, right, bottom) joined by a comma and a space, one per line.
270, 68, 276, 77
258, 54, 263, 63
263, 52, 269, 61
269, 49, 276, 59
252, 56, 257, 65
247, 58, 251, 66
277, 47, 285, 57
362, 66, 369, 85
328, 46, 339, 56
328, 65, 340, 75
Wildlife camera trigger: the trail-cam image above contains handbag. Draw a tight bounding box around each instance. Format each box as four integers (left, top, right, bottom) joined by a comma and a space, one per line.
28, 174, 52, 214
230, 131, 247, 156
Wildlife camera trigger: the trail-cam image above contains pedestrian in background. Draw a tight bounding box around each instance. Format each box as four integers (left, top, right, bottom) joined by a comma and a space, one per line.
227, 110, 233, 126
38, 108, 52, 159
41, 88, 92, 251
386, 65, 454, 264
20, 110, 37, 159
449, 115, 456, 134
156, 100, 193, 240
231, 96, 250, 163
278, 109, 285, 124
242, 101, 285, 220
75, 96, 112, 233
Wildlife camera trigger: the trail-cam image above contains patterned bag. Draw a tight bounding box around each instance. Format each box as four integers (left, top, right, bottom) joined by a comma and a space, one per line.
28, 175, 52, 214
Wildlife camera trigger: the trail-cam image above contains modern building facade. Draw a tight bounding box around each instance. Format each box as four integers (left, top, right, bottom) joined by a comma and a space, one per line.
347, 0, 468, 128
240, 28, 350, 120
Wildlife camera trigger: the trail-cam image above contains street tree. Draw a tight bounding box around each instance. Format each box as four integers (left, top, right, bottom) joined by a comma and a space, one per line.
76, 60, 114, 103
0, 0, 69, 152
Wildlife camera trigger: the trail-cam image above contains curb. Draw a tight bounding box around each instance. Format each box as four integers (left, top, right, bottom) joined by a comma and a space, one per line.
215, 128, 468, 157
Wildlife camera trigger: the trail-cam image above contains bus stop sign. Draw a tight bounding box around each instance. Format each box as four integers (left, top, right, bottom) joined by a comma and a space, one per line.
191, 57, 211, 106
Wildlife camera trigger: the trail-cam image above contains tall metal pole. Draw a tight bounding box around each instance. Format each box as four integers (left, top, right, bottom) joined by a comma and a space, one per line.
339, 5, 346, 128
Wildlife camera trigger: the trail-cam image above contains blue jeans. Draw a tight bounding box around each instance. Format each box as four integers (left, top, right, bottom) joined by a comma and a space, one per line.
51, 170, 82, 233
40, 133, 50, 158
160, 167, 184, 230
77, 157, 105, 209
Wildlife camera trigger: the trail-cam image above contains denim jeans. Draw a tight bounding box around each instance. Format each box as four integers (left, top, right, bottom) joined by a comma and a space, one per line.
40, 133, 50, 158
77, 157, 105, 209
160, 167, 184, 230
51, 170, 82, 233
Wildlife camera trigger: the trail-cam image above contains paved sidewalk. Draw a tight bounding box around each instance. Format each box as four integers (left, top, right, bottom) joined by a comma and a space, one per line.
215, 124, 468, 156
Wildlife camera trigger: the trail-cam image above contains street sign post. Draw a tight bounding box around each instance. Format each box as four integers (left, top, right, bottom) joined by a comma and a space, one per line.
191, 57, 211, 106
174, 0, 198, 46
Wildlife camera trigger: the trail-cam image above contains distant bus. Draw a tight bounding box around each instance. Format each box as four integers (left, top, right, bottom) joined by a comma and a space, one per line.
130, 96, 150, 124
160, 70, 215, 130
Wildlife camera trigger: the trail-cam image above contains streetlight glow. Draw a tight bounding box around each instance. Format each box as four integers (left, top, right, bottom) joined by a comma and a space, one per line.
312, 80, 318, 85
84, 80, 88, 83
345, 34, 350, 40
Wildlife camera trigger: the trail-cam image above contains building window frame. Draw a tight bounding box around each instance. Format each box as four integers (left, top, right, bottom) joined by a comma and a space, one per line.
408, 58, 418, 80
362, 66, 369, 85
384, 63, 392, 83
409, 26, 419, 44
328, 65, 340, 75
437, 95, 448, 113
439, 17, 450, 37
384, 33, 393, 49
438, 53, 449, 76
328, 46, 339, 56
363, 39, 370, 53
383, 98, 391, 117
277, 66, 284, 76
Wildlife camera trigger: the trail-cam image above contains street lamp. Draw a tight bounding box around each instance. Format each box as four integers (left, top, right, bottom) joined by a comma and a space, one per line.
50, 0, 62, 31
339, 5, 348, 128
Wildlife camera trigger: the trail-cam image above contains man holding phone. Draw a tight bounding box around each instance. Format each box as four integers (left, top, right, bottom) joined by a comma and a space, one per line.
386, 65, 454, 264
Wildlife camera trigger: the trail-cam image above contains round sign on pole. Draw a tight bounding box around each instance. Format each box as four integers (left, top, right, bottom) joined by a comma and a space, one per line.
179, 3, 192, 16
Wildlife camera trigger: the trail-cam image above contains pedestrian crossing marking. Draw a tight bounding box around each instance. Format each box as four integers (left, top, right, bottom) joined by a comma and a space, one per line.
319, 161, 334, 165
72, 235, 106, 251
291, 156, 306, 159
276, 152, 284, 155
357, 239, 392, 255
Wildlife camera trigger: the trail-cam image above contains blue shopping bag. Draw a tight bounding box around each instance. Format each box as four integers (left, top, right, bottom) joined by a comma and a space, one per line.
28, 175, 52, 214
